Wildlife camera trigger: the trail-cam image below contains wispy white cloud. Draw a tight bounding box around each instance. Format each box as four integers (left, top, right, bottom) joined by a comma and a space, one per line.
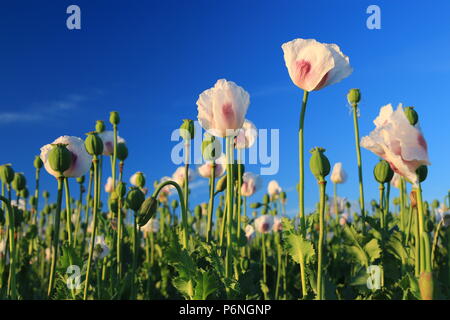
0, 94, 87, 124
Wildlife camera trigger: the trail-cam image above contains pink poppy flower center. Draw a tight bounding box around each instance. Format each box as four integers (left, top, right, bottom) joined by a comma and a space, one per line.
221, 103, 236, 128
417, 134, 427, 151
295, 60, 311, 83
70, 152, 78, 169
261, 222, 270, 232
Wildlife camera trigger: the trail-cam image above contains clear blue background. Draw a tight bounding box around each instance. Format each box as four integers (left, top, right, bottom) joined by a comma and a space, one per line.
0, 0, 449, 215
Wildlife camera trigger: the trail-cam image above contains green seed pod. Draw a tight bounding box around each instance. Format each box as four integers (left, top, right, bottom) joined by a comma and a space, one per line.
416, 165, 428, 183
76, 176, 85, 184
48, 144, 72, 176
347, 88, 361, 105
0, 164, 15, 184
138, 197, 158, 227
20, 187, 29, 198
194, 205, 202, 218
171, 199, 179, 210
309, 147, 331, 181
126, 187, 145, 211
404, 107, 418, 126
216, 175, 227, 193
432, 200, 440, 209
12, 173, 26, 192
43, 190, 50, 199
29, 195, 37, 207
373, 160, 394, 184
261, 207, 268, 215
115, 181, 127, 198
110, 111, 120, 125
33, 155, 43, 169
419, 272, 434, 300
132, 172, 146, 188
117, 142, 128, 161
180, 119, 195, 141
250, 202, 262, 209
85, 132, 104, 156
95, 120, 106, 133
262, 194, 270, 205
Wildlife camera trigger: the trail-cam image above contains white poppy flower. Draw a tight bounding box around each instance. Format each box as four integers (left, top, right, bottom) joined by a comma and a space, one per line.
97, 131, 125, 156
40, 136, 92, 178
235, 119, 257, 149
272, 216, 282, 232
141, 218, 160, 234
281, 38, 352, 91
105, 177, 114, 193
241, 172, 262, 197
172, 166, 194, 187
245, 224, 255, 242
197, 79, 250, 137
267, 180, 282, 197
93, 236, 110, 260
361, 104, 430, 185
330, 162, 347, 184
254, 215, 274, 234
391, 173, 402, 189
198, 155, 226, 179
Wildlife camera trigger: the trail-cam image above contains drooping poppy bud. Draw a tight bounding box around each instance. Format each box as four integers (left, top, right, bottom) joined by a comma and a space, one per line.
12, 172, 26, 192
126, 187, 145, 212
43, 190, 50, 199
138, 197, 158, 227
20, 187, 29, 198
84, 132, 104, 156
115, 181, 127, 199
0, 164, 15, 184
216, 175, 227, 193
250, 202, 262, 209
117, 142, 128, 161
373, 160, 394, 184
347, 88, 361, 105
416, 165, 428, 183
309, 147, 331, 181
47, 144, 72, 176
110, 111, 120, 125
95, 120, 106, 133
33, 155, 43, 169
404, 107, 419, 126
262, 194, 270, 205
180, 119, 195, 141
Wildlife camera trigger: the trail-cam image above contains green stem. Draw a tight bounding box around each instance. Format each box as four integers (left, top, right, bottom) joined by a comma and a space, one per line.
379, 184, 385, 230
206, 162, 216, 243
64, 178, 73, 246
225, 136, 234, 278
333, 183, 339, 223
237, 149, 243, 239
316, 180, 326, 300
352, 103, 366, 226
112, 124, 118, 189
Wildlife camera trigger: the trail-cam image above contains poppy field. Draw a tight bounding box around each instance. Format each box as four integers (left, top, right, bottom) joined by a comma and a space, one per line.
0, 36, 449, 301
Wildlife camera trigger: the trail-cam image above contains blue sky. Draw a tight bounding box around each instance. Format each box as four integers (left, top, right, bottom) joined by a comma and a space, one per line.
0, 0, 449, 216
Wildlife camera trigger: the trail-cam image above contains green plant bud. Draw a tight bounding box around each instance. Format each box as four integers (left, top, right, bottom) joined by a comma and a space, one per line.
261, 207, 268, 215
194, 205, 202, 218
84, 132, 104, 156
115, 181, 127, 198
133, 172, 146, 188
280, 191, 287, 201
202, 135, 222, 161
117, 142, 128, 161
180, 119, 195, 141
95, 120, 106, 133
309, 147, 331, 181
126, 187, 145, 211
171, 199, 179, 210
347, 88, 361, 105
373, 160, 394, 184
76, 176, 85, 184
404, 107, 418, 126
43, 190, 50, 199
109, 196, 118, 213
110, 111, 120, 125
416, 165, 428, 183
20, 187, 29, 198
431, 199, 440, 209
262, 194, 270, 205
0, 164, 15, 184
250, 202, 262, 209
216, 175, 227, 193
48, 144, 72, 176
33, 155, 43, 169
12, 173, 26, 192
419, 272, 434, 300
138, 197, 158, 227
370, 199, 378, 208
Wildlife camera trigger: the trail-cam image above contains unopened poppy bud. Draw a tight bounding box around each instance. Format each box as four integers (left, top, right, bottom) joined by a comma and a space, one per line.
180, 119, 195, 141
29, 195, 37, 207
171, 199, 179, 210
250, 202, 262, 209
20, 188, 29, 198
12, 172, 26, 192
131, 172, 146, 188
347, 88, 361, 105
194, 205, 202, 218
138, 197, 158, 227
95, 120, 106, 133
76, 176, 85, 184
115, 182, 127, 198
48, 144, 72, 176
419, 272, 434, 300
126, 187, 145, 212
262, 194, 270, 205
43, 190, 50, 199
261, 207, 268, 215
309, 147, 331, 181
416, 165, 428, 183
110, 111, 120, 125
117, 142, 128, 161
373, 160, 394, 184
0, 164, 15, 184
216, 175, 227, 193
404, 107, 418, 126
202, 135, 221, 161
34, 155, 43, 169
84, 132, 104, 156
432, 200, 440, 209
